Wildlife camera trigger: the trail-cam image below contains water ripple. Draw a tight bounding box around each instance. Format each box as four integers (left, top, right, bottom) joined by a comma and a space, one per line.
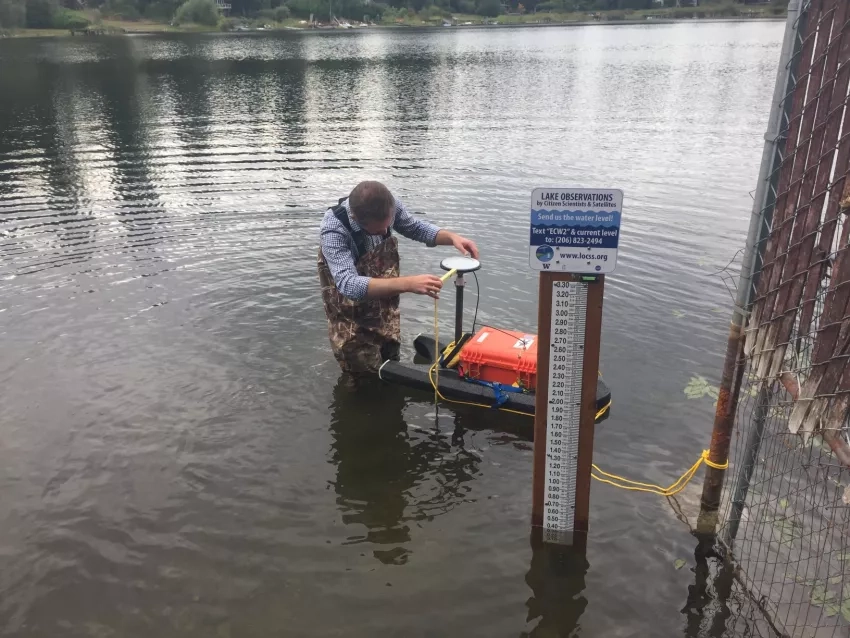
0, 22, 782, 638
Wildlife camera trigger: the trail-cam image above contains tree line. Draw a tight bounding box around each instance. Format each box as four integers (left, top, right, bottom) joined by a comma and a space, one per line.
0, 0, 787, 31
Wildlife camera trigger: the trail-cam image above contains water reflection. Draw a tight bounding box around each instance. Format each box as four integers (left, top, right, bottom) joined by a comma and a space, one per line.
0, 24, 786, 636
523, 543, 589, 637
681, 536, 738, 638
328, 377, 481, 564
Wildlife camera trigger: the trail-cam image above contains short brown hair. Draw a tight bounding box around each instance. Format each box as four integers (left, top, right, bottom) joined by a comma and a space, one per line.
349, 181, 394, 224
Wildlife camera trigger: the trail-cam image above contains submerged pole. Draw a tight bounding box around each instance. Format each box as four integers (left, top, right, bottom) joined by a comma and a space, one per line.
697, 0, 803, 528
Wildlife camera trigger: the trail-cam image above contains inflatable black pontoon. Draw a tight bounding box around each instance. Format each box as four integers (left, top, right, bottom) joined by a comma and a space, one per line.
378, 257, 612, 423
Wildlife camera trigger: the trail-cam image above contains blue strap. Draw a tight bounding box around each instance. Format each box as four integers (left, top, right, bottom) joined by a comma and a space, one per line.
464, 378, 525, 408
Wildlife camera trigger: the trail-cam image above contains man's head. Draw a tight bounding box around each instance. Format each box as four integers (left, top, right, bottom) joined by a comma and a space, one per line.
349, 181, 394, 235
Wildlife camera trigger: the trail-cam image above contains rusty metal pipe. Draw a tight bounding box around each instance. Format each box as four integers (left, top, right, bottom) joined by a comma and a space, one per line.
700, 323, 747, 512
698, 0, 804, 524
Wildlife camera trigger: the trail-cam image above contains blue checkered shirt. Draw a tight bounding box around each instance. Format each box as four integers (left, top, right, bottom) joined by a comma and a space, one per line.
320, 197, 441, 301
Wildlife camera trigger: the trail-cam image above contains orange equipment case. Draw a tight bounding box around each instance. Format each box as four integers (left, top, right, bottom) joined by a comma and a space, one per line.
457, 326, 538, 391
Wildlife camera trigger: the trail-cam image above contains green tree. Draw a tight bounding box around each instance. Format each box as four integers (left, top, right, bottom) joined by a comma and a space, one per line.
452, 0, 475, 12
25, 0, 57, 27
102, 0, 141, 19
619, 0, 651, 9
174, 0, 218, 23
285, 0, 326, 18
0, 0, 27, 27
228, 0, 270, 17
144, 0, 181, 19
476, 0, 500, 15
258, 3, 289, 18
53, 6, 90, 26
368, 2, 386, 18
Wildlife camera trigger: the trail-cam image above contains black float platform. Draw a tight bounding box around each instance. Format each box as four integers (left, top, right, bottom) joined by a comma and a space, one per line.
378, 335, 611, 422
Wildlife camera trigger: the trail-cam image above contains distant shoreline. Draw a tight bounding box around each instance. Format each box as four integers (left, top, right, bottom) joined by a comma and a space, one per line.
357, 16, 786, 30
2, 14, 787, 39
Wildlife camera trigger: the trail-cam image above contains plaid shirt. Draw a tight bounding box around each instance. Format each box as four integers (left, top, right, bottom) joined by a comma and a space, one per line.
319, 197, 441, 300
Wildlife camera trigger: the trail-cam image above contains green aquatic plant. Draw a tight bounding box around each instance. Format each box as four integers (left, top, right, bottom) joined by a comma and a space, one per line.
684, 375, 720, 405
773, 518, 802, 545
807, 582, 850, 621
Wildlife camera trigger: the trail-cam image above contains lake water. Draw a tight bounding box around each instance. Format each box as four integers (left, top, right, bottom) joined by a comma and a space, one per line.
0, 22, 783, 637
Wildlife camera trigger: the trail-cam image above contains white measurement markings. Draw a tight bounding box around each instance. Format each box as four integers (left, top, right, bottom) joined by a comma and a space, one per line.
543, 280, 587, 545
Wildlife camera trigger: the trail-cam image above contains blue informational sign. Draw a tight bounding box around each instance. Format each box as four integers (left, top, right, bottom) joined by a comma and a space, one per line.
529, 188, 623, 274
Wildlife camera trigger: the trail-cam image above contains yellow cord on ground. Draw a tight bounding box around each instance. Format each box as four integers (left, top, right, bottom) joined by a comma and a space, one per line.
429, 274, 726, 497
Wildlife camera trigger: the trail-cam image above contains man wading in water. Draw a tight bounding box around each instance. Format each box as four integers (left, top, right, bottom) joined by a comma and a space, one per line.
318, 180, 479, 375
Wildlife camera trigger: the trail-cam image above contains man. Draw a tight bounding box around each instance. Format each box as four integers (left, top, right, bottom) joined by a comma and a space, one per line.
318, 180, 479, 375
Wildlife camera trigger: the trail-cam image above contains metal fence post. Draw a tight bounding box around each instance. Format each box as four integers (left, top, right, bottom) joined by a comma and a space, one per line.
721, 384, 771, 547
697, 0, 804, 526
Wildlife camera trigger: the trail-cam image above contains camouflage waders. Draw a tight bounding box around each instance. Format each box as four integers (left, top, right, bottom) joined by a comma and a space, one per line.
318, 232, 401, 375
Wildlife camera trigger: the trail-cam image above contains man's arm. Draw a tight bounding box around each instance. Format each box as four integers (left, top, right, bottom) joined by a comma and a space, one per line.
391, 200, 441, 245
367, 275, 443, 298
321, 223, 444, 300
320, 224, 372, 301
393, 200, 480, 259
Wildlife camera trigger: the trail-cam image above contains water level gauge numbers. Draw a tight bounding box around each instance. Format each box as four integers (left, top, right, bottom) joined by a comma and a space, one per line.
543, 280, 587, 545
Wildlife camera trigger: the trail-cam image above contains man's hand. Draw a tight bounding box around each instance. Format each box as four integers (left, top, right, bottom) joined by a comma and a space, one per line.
450, 233, 479, 259
436, 230, 480, 259
405, 274, 443, 298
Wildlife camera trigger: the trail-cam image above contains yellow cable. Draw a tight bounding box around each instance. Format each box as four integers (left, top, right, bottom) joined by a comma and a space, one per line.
429, 273, 726, 497
590, 457, 702, 497
590, 450, 728, 497
434, 296, 441, 409
704, 452, 729, 470
429, 360, 532, 417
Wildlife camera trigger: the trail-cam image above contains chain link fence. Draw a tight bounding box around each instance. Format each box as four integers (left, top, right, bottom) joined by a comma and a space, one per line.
716, 0, 850, 635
